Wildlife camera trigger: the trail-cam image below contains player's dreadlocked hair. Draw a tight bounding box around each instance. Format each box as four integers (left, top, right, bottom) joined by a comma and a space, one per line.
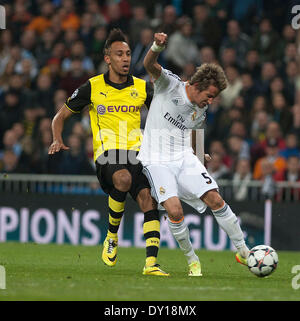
103, 28, 128, 55
190, 63, 228, 93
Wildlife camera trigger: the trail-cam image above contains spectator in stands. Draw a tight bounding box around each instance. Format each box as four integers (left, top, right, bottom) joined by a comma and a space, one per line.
291, 103, 300, 137
0, 129, 22, 158
79, 12, 95, 53
131, 28, 155, 79
105, 2, 129, 34
180, 62, 197, 82
11, 1, 32, 39
198, 46, 217, 65
25, 1, 53, 35
220, 47, 237, 69
257, 61, 277, 95
0, 90, 23, 143
165, 17, 198, 75
231, 158, 252, 201
32, 73, 56, 118
192, 3, 222, 51
216, 107, 244, 141
85, 0, 107, 27
60, 0, 81, 31
22, 107, 41, 138
35, 28, 57, 68
274, 155, 300, 201
207, 152, 230, 181
58, 133, 91, 175
205, 95, 225, 145
250, 121, 286, 168
129, 6, 151, 48
0, 150, 25, 173
229, 120, 250, 146
11, 122, 25, 142
249, 95, 268, 123
251, 110, 271, 143
283, 60, 300, 106
63, 28, 79, 53
0, 30, 14, 75
268, 76, 288, 104
157, 5, 178, 36
220, 65, 242, 109
62, 40, 95, 76
59, 58, 89, 96
220, 20, 251, 69
71, 121, 87, 141
91, 26, 107, 69
243, 49, 261, 81
239, 72, 260, 110
209, 139, 231, 169
48, 42, 66, 65
252, 18, 281, 63
270, 92, 293, 135
253, 138, 287, 180
226, 134, 250, 172
279, 132, 300, 159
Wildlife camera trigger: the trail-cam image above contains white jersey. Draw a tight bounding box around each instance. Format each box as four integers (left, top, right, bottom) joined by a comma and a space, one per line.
137, 68, 208, 163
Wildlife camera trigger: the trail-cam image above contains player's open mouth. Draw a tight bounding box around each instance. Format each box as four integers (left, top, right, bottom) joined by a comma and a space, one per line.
122, 65, 129, 71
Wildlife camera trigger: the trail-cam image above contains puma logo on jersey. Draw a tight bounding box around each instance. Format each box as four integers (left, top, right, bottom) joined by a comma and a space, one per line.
100, 92, 107, 97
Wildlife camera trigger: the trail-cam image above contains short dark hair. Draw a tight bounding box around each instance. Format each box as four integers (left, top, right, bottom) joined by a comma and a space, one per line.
103, 28, 128, 55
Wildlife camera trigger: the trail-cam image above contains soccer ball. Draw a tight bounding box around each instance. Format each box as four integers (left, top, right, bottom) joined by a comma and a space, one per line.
247, 245, 278, 277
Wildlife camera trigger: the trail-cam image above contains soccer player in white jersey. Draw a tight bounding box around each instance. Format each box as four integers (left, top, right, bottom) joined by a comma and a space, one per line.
137, 32, 249, 276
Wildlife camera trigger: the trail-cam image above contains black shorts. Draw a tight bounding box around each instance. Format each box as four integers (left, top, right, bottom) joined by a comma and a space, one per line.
95, 149, 150, 200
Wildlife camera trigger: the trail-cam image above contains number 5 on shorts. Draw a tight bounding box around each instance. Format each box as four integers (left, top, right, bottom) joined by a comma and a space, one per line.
201, 172, 212, 184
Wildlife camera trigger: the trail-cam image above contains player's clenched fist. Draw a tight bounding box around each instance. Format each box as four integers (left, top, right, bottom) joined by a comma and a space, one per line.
154, 32, 168, 47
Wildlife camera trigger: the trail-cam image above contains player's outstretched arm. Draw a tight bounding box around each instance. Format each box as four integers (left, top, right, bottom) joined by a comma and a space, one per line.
48, 105, 73, 154
144, 32, 167, 81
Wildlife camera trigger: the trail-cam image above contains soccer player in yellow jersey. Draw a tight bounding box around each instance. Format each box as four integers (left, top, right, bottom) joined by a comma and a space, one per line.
48, 29, 169, 276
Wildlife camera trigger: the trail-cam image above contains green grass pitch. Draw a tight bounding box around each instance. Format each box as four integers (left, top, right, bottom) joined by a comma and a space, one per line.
0, 242, 300, 301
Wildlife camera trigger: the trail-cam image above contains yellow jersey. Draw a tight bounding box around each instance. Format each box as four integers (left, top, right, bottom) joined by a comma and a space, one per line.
65, 72, 152, 161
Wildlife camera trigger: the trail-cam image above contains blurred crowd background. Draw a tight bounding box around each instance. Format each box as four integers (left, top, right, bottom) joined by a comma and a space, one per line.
0, 0, 300, 196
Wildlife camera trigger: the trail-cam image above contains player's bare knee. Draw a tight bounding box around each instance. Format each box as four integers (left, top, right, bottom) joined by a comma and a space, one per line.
168, 207, 184, 222
113, 172, 132, 192
137, 188, 156, 212
202, 190, 224, 211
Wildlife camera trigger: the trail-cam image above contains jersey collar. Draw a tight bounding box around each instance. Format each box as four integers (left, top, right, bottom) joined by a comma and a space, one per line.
104, 71, 134, 90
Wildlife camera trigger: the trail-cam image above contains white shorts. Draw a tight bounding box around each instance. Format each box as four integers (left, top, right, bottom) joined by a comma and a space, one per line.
142, 152, 219, 213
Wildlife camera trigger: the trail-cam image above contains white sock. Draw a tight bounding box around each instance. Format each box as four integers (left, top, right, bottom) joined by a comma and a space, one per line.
167, 218, 199, 264
212, 203, 249, 258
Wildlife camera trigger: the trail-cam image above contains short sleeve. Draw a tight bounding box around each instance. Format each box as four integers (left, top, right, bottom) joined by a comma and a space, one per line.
154, 67, 181, 94
65, 81, 91, 113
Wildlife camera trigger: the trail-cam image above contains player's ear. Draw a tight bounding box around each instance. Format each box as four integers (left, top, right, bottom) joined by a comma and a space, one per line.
104, 55, 111, 65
